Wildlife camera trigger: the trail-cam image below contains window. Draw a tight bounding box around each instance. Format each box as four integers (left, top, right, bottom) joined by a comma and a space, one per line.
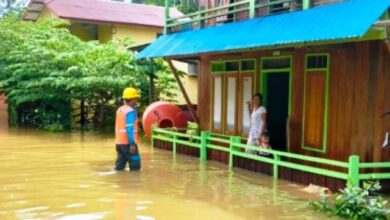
212, 76, 223, 130
210, 60, 256, 135
211, 62, 225, 72
225, 61, 239, 71
262, 57, 290, 70
70, 23, 98, 41
313, 0, 342, 7
302, 54, 330, 153
241, 60, 255, 71
269, 0, 291, 14
187, 63, 198, 76
306, 55, 328, 69
241, 76, 253, 134
226, 77, 237, 133
212, 60, 255, 72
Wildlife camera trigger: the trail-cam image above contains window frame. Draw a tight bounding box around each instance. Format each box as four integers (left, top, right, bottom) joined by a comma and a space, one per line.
237, 72, 255, 136
223, 73, 239, 135
260, 55, 293, 115
210, 59, 256, 74
209, 59, 257, 136
210, 73, 224, 133
268, 0, 292, 15
301, 53, 330, 153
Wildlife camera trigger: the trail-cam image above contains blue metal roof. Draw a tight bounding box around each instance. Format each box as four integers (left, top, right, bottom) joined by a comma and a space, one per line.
137, 0, 390, 59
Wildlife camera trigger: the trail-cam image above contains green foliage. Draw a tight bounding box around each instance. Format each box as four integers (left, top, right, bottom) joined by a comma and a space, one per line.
19, 100, 71, 131
176, 1, 199, 14
310, 181, 390, 220
132, 0, 199, 14
43, 123, 65, 132
0, 0, 28, 17
0, 14, 178, 130
134, 58, 179, 104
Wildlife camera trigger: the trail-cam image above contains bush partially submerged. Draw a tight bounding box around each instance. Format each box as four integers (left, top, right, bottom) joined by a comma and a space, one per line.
310, 181, 390, 220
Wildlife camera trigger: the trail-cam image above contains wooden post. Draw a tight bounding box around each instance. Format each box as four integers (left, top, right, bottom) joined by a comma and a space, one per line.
80, 100, 86, 130
166, 59, 199, 123
148, 58, 155, 103
386, 39, 390, 53
386, 25, 390, 52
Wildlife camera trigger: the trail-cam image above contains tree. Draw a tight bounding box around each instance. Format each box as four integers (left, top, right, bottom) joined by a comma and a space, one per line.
0, 0, 28, 17
0, 14, 178, 131
115, 0, 199, 14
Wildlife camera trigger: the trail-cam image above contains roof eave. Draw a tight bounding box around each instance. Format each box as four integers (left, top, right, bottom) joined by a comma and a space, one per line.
137, 35, 390, 60
62, 16, 164, 29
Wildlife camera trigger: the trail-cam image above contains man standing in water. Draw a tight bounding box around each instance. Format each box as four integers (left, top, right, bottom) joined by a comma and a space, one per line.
114, 87, 141, 171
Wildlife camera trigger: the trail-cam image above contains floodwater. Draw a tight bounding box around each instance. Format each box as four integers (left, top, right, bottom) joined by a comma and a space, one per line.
0, 129, 334, 220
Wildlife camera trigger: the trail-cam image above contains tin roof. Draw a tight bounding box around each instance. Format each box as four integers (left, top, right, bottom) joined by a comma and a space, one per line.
137, 0, 390, 59
24, 0, 183, 28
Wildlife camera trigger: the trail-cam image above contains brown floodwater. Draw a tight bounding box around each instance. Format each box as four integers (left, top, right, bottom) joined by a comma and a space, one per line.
0, 129, 335, 220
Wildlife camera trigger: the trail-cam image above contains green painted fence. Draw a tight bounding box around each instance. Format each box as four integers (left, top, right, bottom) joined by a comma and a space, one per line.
152, 127, 390, 187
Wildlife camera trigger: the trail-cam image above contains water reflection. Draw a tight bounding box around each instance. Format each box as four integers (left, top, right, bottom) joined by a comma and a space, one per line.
0, 130, 333, 219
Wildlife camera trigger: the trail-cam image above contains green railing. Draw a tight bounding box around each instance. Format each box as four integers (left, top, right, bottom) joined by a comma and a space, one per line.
152, 127, 390, 187
164, 0, 308, 33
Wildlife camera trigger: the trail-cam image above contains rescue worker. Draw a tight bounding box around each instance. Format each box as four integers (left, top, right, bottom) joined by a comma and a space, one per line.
114, 87, 141, 171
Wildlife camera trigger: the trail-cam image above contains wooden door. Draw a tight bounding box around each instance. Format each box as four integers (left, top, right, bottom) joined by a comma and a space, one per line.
265, 72, 290, 151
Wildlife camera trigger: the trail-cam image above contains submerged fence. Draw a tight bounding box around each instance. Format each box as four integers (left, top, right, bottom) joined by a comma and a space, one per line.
152, 127, 390, 187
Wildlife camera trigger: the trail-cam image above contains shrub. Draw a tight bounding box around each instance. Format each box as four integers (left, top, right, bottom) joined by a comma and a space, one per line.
310, 181, 390, 220
43, 123, 65, 132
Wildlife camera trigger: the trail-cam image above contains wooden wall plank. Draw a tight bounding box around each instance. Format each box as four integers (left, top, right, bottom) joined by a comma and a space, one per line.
350, 42, 370, 161
338, 46, 354, 162
198, 56, 211, 131
365, 41, 379, 162
381, 42, 390, 162
326, 49, 339, 161
290, 49, 305, 154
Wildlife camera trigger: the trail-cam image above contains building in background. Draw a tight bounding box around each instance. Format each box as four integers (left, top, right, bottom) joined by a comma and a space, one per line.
23, 0, 198, 105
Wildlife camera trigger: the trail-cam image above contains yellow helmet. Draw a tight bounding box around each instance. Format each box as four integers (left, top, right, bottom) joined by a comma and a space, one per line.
122, 87, 140, 99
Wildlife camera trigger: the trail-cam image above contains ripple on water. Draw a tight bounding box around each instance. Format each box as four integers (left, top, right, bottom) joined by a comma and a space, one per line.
56, 212, 109, 220
0, 130, 334, 220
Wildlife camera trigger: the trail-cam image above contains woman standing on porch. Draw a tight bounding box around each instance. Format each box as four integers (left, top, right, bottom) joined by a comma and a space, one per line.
246, 93, 267, 154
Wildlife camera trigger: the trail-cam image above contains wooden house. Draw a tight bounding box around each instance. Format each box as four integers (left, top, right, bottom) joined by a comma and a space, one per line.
138, 0, 390, 190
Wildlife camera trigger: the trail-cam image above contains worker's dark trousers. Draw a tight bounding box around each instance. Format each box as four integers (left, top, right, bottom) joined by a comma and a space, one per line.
115, 144, 141, 171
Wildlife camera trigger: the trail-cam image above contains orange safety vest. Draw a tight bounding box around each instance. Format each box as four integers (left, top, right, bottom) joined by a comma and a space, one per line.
115, 105, 139, 145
